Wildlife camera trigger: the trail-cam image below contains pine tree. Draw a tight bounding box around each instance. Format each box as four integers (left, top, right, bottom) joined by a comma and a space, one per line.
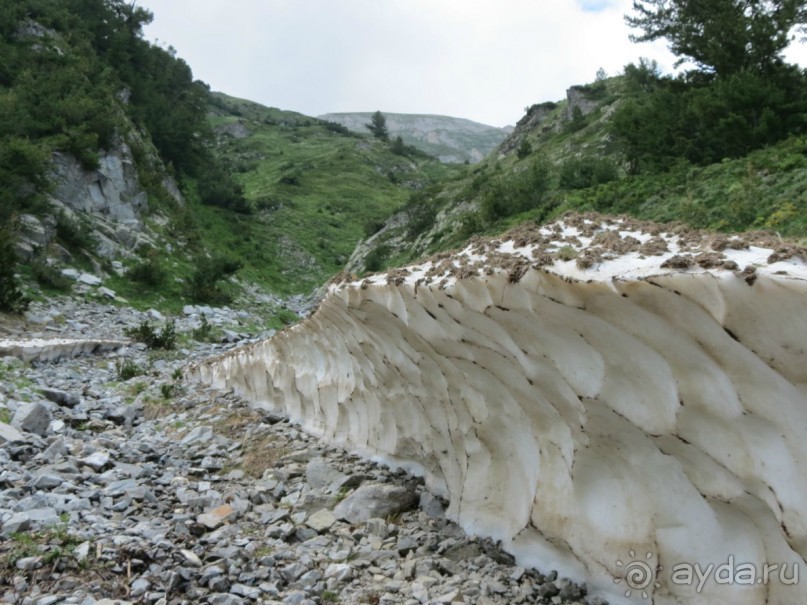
366, 111, 389, 141
626, 0, 807, 77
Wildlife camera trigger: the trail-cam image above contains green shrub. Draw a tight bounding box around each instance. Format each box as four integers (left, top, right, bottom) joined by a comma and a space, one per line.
191, 313, 218, 342
54, 211, 95, 252
458, 211, 484, 239
31, 258, 73, 292
405, 192, 438, 237
124, 319, 177, 350
117, 358, 145, 380
565, 106, 587, 133
480, 159, 553, 222
364, 219, 386, 237
127, 256, 166, 287
517, 139, 532, 159
364, 245, 390, 273
0, 229, 29, 314
185, 254, 242, 304
559, 157, 619, 190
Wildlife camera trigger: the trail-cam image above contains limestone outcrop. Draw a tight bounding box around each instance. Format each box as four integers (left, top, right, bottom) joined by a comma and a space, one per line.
192, 214, 807, 605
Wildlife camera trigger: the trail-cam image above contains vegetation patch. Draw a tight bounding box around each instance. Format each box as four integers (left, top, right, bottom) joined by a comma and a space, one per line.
124, 319, 177, 350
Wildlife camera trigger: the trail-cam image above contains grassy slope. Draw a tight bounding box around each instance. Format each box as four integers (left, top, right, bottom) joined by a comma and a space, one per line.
555, 136, 807, 238
358, 76, 807, 273
205, 93, 463, 294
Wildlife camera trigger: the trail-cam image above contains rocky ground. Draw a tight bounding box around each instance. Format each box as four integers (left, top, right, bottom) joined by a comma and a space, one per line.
0, 299, 604, 605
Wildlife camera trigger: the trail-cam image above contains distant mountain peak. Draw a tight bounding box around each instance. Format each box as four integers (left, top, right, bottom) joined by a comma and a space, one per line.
318, 112, 510, 163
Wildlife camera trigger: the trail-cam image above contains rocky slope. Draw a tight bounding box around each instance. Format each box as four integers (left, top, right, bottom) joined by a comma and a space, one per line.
0, 300, 598, 605
317, 113, 511, 164
193, 214, 807, 605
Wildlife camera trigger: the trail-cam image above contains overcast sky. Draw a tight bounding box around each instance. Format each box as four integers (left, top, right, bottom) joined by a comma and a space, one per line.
136, 0, 807, 128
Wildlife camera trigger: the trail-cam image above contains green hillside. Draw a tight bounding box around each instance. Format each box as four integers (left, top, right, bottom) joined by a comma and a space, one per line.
0, 1, 461, 313
204, 93, 464, 293
348, 71, 807, 273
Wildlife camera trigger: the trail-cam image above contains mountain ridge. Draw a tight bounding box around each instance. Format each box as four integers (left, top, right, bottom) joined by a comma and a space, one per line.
318, 111, 511, 163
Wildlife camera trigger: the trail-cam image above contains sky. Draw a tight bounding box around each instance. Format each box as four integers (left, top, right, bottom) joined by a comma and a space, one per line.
135, 0, 807, 128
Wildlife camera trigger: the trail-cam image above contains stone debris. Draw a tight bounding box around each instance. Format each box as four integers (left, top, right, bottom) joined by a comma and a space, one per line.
0, 298, 600, 605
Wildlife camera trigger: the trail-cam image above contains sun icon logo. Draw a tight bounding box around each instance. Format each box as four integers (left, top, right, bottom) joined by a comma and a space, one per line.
614, 550, 662, 599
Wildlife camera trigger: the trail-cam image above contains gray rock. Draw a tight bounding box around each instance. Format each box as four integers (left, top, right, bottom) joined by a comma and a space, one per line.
0, 422, 26, 445
306, 509, 336, 533
73, 541, 90, 562
130, 578, 150, 598
77, 273, 102, 286
197, 503, 234, 529
39, 387, 81, 408
305, 458, 347, 489
15, 556, 43, 571
209, 594, 245, 605
27, 508, 60, 526
419, 492, 446, 519
80, 450, 111, 472
181, 425, 214, 446
281, 562, 308, 583
230, 583, 260, 599
282, 592, 310, 605
1, 512, 31, 538
32, 472, 63, 490
179, 549, 203, 567
41, 438, 67, 463
324, 563, 352, 581
221, 329, 240, 343
11, 402, 52, 436
334, 484, 418, 524
97, 286, 117, 299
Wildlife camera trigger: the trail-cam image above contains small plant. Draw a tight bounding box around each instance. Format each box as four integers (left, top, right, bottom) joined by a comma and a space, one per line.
556, 245, 579, 261
0, 408, 10, 424
191, 313, 215, 342
3, 525, 81, 569
171, 368, 183, 380
160, 383, 176, 399
363, 218, 385, 237
54, 210, 96, 252
364, 245, 390, 273
0, 228, 29, 314
31, 258, 73, 292
127, 256, 166, 287
335, 487, 350, 503
117, 358, 145, 380
322, 591, 340, 603
124, 319, 177, 350
185, 255, 241, 304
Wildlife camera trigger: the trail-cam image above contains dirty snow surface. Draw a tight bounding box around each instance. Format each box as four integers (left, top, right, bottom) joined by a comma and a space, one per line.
194, 214, 807, 605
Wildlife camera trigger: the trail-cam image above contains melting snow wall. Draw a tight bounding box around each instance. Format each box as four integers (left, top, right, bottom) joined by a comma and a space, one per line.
193, 219, 807, 605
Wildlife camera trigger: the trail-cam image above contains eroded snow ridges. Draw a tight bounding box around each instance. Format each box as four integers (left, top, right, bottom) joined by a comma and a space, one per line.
193, 214, 807, 605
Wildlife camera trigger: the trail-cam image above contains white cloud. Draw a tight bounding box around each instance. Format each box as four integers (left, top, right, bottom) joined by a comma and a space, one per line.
137, 0, 682, 126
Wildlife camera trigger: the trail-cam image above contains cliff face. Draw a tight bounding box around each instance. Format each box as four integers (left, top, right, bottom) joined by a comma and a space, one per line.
16, 135, 181, 263
192, 214, 807, 605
